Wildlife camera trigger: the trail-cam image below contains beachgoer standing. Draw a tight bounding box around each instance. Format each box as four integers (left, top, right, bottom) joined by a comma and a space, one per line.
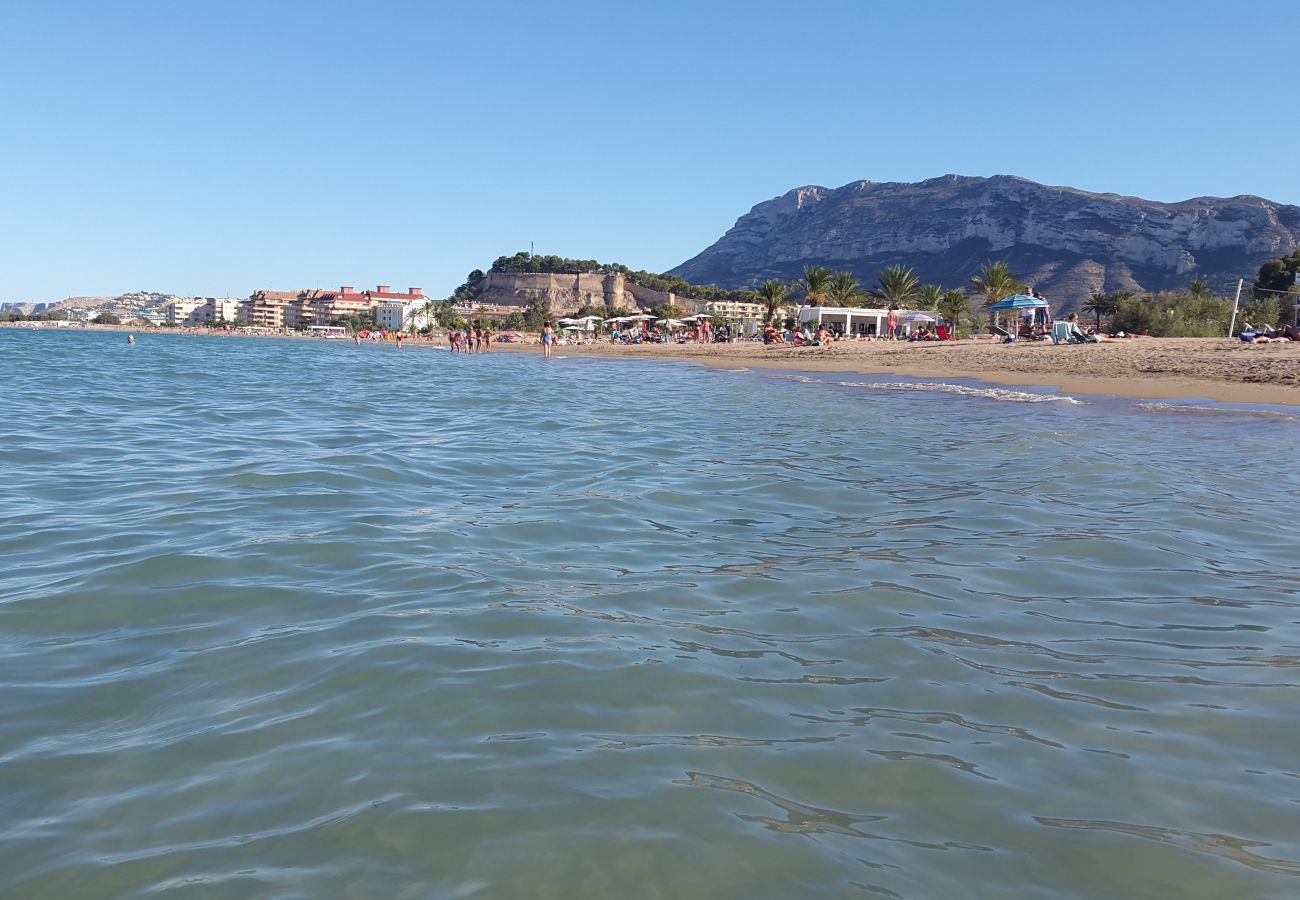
541, 322, 554, 358
887, 306, 898, 341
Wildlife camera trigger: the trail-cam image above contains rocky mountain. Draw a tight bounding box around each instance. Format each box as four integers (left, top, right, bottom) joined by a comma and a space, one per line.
670, 175, 1300, 310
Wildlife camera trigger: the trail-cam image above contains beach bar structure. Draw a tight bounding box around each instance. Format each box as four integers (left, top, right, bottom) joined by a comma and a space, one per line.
798, 306, 936, 338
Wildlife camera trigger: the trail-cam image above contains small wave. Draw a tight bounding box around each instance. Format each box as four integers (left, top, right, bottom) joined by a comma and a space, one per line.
839, 380, 1081, 404
1135, 402, 1299, 421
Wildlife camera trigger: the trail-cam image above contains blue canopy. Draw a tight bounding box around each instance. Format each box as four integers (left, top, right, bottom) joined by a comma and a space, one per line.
988, 294, 1048, 311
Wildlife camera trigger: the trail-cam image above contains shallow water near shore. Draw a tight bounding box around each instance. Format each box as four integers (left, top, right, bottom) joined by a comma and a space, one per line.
2, 329, 1298, 899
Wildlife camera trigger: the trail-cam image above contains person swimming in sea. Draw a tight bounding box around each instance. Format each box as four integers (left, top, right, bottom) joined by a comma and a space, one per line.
127, 335, 135, 344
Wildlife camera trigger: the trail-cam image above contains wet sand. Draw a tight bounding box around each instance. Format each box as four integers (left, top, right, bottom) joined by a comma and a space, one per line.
493, 337, 1300, 405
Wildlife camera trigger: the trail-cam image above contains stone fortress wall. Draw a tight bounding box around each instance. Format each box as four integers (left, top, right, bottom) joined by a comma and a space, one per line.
476, 272, 694, 316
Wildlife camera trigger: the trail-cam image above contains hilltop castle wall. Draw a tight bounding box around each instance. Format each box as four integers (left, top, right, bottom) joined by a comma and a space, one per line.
476, 271, 697, 315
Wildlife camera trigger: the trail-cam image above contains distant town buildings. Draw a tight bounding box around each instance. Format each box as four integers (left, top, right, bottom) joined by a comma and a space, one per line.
237, 285, 427, 329
167, 297, 210, 326
703, 299, 764, 319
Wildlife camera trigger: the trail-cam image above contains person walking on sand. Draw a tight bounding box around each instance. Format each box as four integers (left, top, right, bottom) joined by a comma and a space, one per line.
541, 322, 555, 358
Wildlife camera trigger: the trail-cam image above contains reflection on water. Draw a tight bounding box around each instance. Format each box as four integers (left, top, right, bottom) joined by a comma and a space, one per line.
1, 329, 1298, 899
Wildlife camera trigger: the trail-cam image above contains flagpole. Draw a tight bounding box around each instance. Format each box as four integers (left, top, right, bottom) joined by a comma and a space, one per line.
1227, 278, 1243, 337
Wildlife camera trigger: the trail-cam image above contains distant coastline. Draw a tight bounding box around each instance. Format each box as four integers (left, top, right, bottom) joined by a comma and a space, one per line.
6, 322, 1298, 407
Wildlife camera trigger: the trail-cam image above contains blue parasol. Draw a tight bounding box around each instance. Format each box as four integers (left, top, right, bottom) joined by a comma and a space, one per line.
987, 294, 1048, 311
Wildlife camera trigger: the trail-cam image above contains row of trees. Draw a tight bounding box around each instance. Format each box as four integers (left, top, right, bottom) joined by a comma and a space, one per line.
1082, 284, 1284, 337
753, 262, 1018, 334
758, 259, 1285, 338
1253, 248, 1300, 299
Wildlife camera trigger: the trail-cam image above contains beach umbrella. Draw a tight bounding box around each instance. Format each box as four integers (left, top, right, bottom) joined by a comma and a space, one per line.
987, 294, 1047, 311
626, 313, 656, 321
904, 312, 937, 322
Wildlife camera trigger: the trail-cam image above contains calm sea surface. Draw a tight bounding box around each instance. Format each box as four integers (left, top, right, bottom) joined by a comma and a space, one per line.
2, 328, 1298, 899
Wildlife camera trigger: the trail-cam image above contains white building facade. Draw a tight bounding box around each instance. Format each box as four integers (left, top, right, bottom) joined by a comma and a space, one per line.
167, 297, 210, 326
375, 300, 429, 332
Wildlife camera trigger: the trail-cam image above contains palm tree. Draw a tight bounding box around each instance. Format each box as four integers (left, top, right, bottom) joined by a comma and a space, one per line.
825, 270, 863, 307
1082, 290, 1128, 330
872, 264, 922, 309
1082, 291, 1107, 330
757, 279, 787, 324
1188, 277, 1212, 299
800, 264, 832, 308
918, 283, 943, 310
936, 289, 970, 336
968, 261, 1023, 307
422, 300, 437, 333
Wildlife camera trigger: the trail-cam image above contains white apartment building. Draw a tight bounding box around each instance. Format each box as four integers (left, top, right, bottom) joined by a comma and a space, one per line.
209, 298, 245, 323
167, 297, 210, 326
376, 300, 429, 332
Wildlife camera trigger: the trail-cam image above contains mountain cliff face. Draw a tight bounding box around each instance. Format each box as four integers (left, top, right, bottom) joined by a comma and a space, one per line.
670, 175, 1300, 309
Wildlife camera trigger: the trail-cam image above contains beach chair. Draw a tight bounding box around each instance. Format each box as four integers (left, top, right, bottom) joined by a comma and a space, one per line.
1051, 322, 1072, 344
990, 323, 1014, 342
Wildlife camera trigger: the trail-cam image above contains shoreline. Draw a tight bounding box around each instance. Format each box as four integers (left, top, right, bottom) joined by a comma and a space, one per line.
487, 337, 1300, 407
6, 323, 1299, 406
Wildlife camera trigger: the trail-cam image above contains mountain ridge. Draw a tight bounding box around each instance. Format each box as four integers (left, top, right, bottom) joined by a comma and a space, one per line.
670, 175, 1300, 308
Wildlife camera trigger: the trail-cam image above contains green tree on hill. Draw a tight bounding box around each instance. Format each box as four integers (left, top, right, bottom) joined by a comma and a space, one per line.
96, 312, 122, 325
484, 251, 759, 306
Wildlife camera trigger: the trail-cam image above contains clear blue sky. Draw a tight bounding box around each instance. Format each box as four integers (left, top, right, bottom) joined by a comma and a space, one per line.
4, 0, 1297, 302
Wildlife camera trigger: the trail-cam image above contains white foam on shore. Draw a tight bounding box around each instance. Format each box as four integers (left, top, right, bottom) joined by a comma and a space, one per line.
838, 380, 1082, 405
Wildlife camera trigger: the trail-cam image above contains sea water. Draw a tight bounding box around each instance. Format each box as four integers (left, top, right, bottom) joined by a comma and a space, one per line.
1, 329, 1297, 899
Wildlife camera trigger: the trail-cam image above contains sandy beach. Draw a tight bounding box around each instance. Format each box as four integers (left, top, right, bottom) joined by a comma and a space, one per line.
492, 336, 1300, 405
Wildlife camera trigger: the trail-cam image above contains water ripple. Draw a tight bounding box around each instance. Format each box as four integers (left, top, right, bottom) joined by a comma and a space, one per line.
1, 330, 1298, 899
